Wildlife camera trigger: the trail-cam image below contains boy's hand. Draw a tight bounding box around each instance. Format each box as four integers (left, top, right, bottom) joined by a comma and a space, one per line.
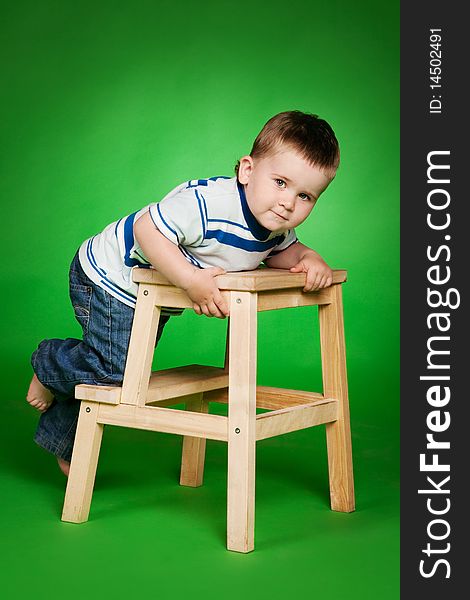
183, 267, 229, 318
289, 251, 333, 292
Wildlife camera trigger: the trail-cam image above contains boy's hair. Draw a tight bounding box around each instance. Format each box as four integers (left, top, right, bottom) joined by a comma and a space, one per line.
235, 110, 339, 176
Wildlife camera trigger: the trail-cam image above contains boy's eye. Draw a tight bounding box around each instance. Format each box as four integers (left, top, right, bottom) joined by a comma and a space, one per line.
299, 193, 311, 201
274, 178, 286, 188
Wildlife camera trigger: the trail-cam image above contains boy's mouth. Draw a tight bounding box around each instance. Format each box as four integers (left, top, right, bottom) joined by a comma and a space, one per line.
270, 210, 289, 221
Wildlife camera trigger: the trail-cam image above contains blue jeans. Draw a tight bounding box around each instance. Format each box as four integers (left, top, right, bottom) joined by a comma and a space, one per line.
31, 250, 170, 461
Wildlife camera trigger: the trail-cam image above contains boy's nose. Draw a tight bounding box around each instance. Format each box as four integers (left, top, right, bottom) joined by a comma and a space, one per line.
279, 195, 295, 210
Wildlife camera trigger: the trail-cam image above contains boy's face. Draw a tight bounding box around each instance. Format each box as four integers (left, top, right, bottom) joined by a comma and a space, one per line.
238, 145, 335, 233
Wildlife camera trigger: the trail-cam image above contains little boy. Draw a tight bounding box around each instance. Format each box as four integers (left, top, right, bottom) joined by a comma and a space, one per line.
27, 110, 340, 476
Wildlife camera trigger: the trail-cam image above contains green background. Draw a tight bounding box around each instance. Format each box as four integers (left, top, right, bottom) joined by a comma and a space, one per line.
1, 0, 399, 598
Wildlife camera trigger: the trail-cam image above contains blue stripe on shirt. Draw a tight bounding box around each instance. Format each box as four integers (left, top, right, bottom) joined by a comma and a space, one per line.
99, 278, 137, 305
185, 176, 230, 189
205, 229, 284, 252
86, 238, 107, 277
87, 238, 136, 302
114, 217, 123, 238
123, 212, 141, 267
200, 192, 208, 231
155, 204, 180, 243
179, 245, 202, 268
194, 190, 206, 238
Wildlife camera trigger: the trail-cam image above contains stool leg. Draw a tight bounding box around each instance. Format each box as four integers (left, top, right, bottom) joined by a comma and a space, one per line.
227, 291, 257, 553
180, 393, 208, 487
62, 401, 103, 523
224, 317, 230, 370
121, 283, 161, 407
318, 284, 355, 512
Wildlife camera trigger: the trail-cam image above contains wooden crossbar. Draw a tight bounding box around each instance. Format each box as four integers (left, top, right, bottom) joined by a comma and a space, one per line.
93, 397, 337, 443
257, 288, 331, 311
153, 286, 333, 312
256, 399, 338, 441
97, 403, 228, 441
76, 376, 337, 442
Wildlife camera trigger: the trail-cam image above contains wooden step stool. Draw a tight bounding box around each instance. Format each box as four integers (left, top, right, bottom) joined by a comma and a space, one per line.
61, 267, 355, 552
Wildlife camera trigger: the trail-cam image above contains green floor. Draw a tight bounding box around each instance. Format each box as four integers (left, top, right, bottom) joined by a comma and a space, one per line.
2, 374, 399, 600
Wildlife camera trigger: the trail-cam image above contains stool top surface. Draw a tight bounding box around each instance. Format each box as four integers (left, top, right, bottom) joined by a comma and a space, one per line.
132, 267, 347, 291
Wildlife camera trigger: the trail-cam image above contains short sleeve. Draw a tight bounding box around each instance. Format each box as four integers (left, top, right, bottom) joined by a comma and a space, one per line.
148, 187, 205, 247
266, 228, 298, 257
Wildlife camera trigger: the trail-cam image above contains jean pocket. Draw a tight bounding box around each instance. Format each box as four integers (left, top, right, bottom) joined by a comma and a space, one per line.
70, 283, 92, 335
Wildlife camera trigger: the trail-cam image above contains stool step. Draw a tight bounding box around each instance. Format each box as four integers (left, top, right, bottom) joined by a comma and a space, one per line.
147, 365, 228, 402
76, 365, 228, 405
75, 384, 121, 404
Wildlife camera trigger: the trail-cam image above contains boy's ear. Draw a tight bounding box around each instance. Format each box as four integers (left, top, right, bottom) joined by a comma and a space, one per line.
237, 155, 253, 184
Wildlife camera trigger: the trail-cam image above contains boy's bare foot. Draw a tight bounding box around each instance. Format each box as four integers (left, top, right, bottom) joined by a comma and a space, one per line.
26, 373, 54, 412
57, 457, 70, 476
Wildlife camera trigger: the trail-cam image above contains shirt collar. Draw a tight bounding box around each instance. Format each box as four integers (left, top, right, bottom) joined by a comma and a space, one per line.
236, 179, 274, 241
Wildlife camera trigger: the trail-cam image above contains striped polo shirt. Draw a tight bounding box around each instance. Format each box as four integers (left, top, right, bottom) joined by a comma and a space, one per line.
78, 176, 298, 314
